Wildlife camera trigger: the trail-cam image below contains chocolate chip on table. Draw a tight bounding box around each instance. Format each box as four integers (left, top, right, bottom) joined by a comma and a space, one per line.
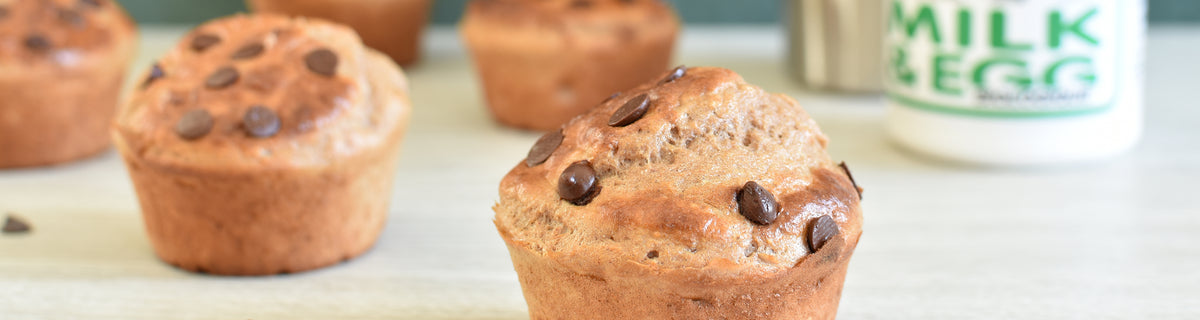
57, 8, 84, 27
243, 105, 281, 138
231, 43, 265, 60
143, 63, 164, 87
525, 129, 564, 167
737, 181, 779, 225
24, 34, 51, 51
205, 67, 239, 89
558, 160, 601, 206
838, 162, 862, 199
304, 48, 339, 77
2, 214, 31, 234
191, 34, 221, 52
176, 109, 213, 140
806, 215, 840, 252
608, 93, 650, 127
662, 65, 687, 84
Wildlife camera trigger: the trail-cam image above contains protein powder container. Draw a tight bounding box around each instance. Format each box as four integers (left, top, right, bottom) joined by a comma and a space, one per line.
884, 0, 1146, 165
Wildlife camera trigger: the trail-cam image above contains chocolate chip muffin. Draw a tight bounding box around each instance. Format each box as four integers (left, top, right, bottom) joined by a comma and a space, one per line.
113, 14, 412, 275
0, 0, 136, 168
460, 0, 679, 131
246, 0, 431, 66
494, 67, 864, 319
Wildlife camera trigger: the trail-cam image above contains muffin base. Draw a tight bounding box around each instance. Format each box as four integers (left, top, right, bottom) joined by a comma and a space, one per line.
247, 0, 431, 66
461, 11, 677, 131
503, 233, 857, 320
0, 71, 125, 168
118, 145, 401, 276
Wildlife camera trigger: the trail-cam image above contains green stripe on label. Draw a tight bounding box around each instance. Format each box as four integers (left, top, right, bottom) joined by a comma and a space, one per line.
889, 93, 1112, 118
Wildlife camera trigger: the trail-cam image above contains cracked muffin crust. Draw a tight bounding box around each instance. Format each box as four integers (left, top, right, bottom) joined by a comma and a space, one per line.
0, 0, 135, 168
114, 14, 411, 275
495, 67, 863, 319
460, 0, 679, 131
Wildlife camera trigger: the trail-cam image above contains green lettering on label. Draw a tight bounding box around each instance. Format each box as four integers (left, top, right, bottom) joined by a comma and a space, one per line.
933, 54, 963, 95
1050, 9, 1100, 48
891, 47, 917, 86
1044, 56, 1097, 86
958, 9, 972, 47
884, 0, 1122, 118
972, 58, 1032, 90
990, 10, 1032, 50
892, 2, 942, 43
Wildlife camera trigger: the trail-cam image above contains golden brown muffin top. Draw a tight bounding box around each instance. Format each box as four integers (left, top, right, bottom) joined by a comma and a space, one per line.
114, 14, 410, 171
0, 0, 134, 65
495, 67, 864, 278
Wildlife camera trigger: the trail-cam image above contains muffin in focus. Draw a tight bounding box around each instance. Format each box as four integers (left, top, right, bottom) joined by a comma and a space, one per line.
0, 0, 136, 168
246, 0, 431, 66
494, 67, 864, 319
460, 0, 679, 131
113, 14, 411, 275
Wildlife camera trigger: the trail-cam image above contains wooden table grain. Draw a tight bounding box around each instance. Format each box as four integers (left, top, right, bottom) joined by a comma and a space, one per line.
1, 25, 1197, 319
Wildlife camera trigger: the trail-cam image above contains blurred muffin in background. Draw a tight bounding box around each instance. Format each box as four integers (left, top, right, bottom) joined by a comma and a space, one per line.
460, 0, 679, 131
246, 0, 431, 66
113, 14, 412, 275
0, 0, 136, 168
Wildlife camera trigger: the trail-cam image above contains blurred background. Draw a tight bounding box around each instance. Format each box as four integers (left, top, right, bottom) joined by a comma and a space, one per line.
114, 0, 1200, 25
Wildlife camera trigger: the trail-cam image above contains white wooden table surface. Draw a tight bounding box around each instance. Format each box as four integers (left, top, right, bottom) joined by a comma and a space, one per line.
1, 25, 1198, 319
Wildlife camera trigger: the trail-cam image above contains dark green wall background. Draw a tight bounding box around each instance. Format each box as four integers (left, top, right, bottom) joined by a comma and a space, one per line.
115, 0, 1197, 25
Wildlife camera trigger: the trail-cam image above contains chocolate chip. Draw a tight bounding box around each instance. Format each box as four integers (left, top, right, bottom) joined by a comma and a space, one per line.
304, 49, 338, 77
737, 181, 779, 225
243, 106, 281, 138
608, 93, 650, 127
662, 65, 687, 84
205, 67, 239, 89
24, 35, 51, 51
806, 215, 840, 252
57, 8, 84, 27
231, 43, 265, 60
838, 162, 862, 199
191, 34, 221, 52
2, 214, 31, 234
525, 129, 563, 167
646, 250, 659, 259
175, 109, 213, 140
558, 160, 600, 206
143, 63, 164, 88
